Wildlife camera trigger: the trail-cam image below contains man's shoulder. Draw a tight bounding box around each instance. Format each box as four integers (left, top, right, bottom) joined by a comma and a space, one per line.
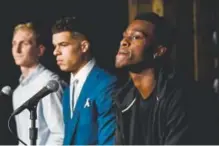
40, 67, 59, 79
38, 66, 68, 88
85, 66, 117, 96
93, 65, 116, 79
164, 74, 218, 110
91, 65, 117, 86
169, 76, 214, 98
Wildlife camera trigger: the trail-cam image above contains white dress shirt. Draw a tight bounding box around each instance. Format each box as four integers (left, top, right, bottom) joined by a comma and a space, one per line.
70, 58, 95, 118
13, 64, 65, 145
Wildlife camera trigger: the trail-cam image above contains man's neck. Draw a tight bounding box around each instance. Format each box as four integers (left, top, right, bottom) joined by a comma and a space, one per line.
129, 68, 156, 100
20, 63, 39, 79
71, 57, 92, 75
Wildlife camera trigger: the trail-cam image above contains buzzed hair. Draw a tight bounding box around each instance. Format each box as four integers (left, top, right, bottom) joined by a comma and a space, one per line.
135, 12, 175, 53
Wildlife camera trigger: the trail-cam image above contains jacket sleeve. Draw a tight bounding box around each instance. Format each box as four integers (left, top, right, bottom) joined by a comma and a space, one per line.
95, 78, 117, 145
164, 86, 219, 145
164, 89, 189, 145
41, 80, 65, 145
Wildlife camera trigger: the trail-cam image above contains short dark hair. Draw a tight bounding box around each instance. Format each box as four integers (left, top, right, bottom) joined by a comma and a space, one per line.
135, 12, 175, 53
52, 16, 91, 41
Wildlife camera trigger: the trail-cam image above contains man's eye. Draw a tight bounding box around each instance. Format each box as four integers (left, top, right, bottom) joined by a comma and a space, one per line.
130, 35, 141, 40
22, 42, 30, 46
61, 43, 68, 46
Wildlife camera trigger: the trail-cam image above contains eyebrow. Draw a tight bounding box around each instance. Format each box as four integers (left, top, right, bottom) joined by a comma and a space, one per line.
124, 29, 148, 37
57, 41, 69, 45
134, 28, 149, 36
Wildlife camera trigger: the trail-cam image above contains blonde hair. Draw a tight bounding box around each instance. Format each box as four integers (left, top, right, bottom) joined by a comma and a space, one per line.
13, 22, 42, 45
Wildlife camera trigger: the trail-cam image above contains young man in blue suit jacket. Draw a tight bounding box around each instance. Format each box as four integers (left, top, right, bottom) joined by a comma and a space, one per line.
52, 16, 117, 145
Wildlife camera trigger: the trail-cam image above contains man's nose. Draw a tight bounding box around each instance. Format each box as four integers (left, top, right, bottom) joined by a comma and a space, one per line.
13, 44, 22, 53
53, 47, 60, 56
120, 38, 130, 48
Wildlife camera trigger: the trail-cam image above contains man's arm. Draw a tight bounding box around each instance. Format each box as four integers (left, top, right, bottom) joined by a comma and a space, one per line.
164, 86, 219, 145
42, 81, 65, 145
96, 78, 117, 145
164, 89, 189, 145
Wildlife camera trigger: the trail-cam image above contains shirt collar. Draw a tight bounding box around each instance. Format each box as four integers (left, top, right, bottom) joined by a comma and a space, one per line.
70, 58, 96, 85
19, 63, 45, 86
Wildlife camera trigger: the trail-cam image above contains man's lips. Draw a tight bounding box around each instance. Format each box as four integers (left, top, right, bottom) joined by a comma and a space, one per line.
117, 49, 130, 55
116, 49, 131, 58
56, 60, 63, 65
117, 52, 129, 55
116, 52, 130, 61
14, 56, 23, 59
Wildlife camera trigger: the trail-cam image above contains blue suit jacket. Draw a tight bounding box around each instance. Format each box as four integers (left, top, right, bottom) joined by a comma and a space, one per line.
62, 65, 117, 145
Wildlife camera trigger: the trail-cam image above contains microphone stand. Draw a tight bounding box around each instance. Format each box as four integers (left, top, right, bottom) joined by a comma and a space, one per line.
28, 105, 38, 145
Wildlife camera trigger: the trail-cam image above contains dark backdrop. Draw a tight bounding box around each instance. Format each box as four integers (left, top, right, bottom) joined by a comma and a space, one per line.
0, 1, 128, 88
0, 1, 128, 144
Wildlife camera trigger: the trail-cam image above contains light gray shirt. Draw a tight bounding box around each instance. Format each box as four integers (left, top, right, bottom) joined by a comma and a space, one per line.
13, 64, 66, 145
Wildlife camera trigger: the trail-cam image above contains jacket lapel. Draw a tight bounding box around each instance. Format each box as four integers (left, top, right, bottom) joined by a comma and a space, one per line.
67, 65, 100, 143
74, 66, 99, 111
63, 87, 70, 123
65, 110, 80, 144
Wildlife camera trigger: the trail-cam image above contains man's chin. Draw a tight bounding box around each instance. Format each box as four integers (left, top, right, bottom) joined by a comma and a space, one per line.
115, 62, 127, 69
59, 66, 70, 72
15, 61, 27, 67
115, 61, 154, 73
15, 62, 21, 66
115, 59, 129, 68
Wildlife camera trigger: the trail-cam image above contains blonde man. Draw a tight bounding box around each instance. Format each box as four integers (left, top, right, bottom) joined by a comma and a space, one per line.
12, 22, 65, 145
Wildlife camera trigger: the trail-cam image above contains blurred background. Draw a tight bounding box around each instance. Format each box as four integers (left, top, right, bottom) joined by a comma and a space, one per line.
0, 0, 218, 89
0, 1, 128, 88
0, 0, 219, 144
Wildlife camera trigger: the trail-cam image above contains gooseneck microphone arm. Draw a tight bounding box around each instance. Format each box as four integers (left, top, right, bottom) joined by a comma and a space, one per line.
29, 105, 37, 145
11, 80, 59, 116
10, 80, 59, 145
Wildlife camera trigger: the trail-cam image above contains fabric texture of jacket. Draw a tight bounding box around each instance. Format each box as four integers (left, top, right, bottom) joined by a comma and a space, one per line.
63, 65, 117, 145
114, 68, 219, 145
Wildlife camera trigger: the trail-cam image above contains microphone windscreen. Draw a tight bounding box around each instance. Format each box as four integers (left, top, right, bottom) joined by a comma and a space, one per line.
46, 80, 59, 92
1, 86, 12, 96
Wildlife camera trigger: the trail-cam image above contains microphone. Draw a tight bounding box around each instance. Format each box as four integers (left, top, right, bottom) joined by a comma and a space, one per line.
0, 86, 12, 97
11, 80, 59, 116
